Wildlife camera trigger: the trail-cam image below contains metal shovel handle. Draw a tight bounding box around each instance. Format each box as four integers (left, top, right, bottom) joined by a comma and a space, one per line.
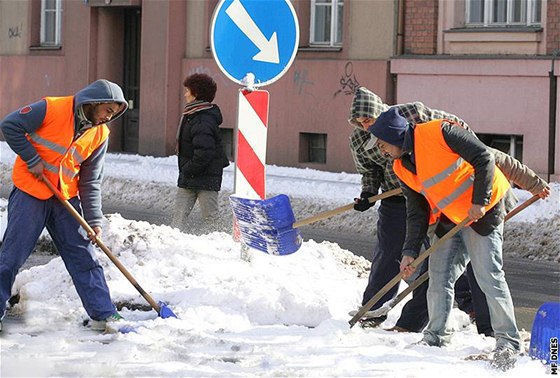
41, 175, 162, 314
293, 188, 402, 228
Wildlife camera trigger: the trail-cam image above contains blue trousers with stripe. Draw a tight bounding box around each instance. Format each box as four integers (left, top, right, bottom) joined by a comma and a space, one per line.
0, 187, 116, 321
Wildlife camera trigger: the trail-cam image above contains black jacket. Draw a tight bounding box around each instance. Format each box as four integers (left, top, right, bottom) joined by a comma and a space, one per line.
177, 104, 228, 191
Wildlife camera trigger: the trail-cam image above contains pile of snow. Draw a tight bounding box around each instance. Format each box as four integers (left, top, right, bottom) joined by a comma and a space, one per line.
1, 213, 548, 376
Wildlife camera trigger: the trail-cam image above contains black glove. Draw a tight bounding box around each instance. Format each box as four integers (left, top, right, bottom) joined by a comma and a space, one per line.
353, 191, 375, 212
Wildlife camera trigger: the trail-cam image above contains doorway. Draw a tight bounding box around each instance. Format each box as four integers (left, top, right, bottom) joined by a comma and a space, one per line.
122, 8, 141, 153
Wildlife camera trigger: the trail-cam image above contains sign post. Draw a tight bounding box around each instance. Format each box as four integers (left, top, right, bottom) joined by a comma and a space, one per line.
211, 0, 299, 254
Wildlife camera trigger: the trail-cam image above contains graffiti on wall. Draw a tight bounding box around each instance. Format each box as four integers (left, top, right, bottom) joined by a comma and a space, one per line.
334, 62, 360, 97
8, 23, 23, 39
293, 68, 314, 96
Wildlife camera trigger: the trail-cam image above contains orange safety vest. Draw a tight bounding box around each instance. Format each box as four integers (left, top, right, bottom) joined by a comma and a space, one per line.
393, 120, 510, 224
12, 96, 110, 200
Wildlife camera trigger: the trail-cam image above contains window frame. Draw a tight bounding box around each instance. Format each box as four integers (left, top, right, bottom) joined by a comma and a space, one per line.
465, 0, 541, 27
310, 0, 344, 47
40, 0, 63, 46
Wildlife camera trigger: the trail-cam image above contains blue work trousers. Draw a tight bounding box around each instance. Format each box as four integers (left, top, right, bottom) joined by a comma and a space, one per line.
0, 188, 116, 321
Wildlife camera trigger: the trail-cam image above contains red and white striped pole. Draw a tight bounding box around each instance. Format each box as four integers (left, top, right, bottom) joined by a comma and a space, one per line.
233, 88, 269, 199
232, 88, 269, 243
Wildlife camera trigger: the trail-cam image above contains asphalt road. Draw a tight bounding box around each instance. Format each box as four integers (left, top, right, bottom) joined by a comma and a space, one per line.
102, 205, 559, 332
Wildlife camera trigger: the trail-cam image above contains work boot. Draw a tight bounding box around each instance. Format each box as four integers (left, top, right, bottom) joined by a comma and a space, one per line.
89, 312, 124, 331
359, 315, 387, 329
489, 346, 518, 371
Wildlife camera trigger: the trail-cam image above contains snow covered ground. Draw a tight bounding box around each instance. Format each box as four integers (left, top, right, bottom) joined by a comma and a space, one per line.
0, 141, 559, 377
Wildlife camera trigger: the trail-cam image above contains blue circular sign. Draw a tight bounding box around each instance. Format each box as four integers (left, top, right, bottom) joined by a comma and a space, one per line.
211, 0, 299, 87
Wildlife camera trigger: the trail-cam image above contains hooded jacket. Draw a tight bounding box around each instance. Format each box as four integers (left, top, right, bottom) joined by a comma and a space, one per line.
176, 103, 227, 191
1, 79, 128, 227
347, 87, 470, 195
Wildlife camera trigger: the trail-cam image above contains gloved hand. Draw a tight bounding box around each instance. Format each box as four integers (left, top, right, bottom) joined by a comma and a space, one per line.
353, 191, 375, 212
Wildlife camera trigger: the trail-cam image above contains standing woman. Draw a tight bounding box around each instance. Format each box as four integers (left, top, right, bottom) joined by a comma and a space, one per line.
172, 73, 229, 232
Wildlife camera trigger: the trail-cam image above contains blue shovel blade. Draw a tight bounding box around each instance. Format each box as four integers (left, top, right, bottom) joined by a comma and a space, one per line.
158, 301, 178, 319
529, 301, 560, 364
230, 195, 303, 256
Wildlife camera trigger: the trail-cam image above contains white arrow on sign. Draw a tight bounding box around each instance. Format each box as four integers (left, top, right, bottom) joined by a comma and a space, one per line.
225, 0, 280, 64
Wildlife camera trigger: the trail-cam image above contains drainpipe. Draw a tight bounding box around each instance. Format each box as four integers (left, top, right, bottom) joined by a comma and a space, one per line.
390, 0, 405, 105
396, 0, 405, 56
548, 49, 560, 183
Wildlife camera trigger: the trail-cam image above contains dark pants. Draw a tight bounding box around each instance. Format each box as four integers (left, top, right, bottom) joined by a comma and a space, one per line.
361, 197, 430, 331
0, 188, 116, 321
361, 197, 492, 333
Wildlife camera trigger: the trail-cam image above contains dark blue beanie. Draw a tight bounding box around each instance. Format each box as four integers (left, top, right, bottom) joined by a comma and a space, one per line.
368, 107, 408, 147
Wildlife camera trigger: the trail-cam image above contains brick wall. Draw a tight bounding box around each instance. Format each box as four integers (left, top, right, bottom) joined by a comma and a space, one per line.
403, 0, 439, 55
547, 0, 560, 54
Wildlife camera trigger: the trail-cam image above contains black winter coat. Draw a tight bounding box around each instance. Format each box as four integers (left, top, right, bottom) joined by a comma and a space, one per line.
177, 104, 228, 191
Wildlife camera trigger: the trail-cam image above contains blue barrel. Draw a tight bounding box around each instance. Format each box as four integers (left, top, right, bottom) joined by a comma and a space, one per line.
529, 302, 560, 365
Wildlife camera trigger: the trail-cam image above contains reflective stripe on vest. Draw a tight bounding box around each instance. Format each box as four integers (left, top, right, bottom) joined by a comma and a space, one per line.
392, 160, 440, 225
393, 120, 510, 224
12, 96, 109, 200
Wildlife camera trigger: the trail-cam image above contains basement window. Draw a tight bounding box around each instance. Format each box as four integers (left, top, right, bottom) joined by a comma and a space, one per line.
477, 133, 523, 161
300, 133, 327, 164
220, 128, 234, 162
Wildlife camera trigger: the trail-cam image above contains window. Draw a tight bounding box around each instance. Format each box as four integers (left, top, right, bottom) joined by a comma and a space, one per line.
300, 133, 327, 164
41, 0, 63, 46
220, 128, 234, 162
477, 133, 523, 162
466, 0, 541, 26
310, 0, 344, 46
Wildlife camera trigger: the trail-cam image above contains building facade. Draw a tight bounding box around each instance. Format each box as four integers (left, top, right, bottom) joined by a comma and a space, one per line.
0, 0, 558, 180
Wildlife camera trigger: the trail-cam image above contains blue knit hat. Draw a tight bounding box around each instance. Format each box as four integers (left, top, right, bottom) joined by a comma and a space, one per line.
368, 107, 408, 147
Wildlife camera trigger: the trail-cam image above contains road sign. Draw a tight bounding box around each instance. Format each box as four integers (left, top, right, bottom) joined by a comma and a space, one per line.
211, 0, 299, 87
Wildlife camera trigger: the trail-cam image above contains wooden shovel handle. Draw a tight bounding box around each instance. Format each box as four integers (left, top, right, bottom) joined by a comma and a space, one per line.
505, 194, 540, 221
373, 193, 542, 317
293, 188, 402, 228
41, 175, 162, 314
348, 217, 470, 328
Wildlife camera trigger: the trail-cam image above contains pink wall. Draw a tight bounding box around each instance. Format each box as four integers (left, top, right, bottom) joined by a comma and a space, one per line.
392, 58, 560, 178
0, 1, 126, 151
138, 0, 186, 157
182, 59, 391, 173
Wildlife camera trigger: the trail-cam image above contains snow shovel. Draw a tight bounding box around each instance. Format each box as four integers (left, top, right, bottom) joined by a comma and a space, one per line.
41, 175, 177, 319
230, 188, 402, 256
350, 195, 539, 328
529, 301, 560, 365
